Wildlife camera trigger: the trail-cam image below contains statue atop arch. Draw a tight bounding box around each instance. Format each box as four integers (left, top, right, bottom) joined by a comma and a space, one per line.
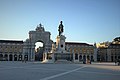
58, 21, 64, 36
36, 23, 45, 32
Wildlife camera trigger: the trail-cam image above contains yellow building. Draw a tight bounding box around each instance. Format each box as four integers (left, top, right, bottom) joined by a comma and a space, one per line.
0, 40, 24, 61
96, 41, 120, 62
65, 42, 94, 62
108, 43, 120, 61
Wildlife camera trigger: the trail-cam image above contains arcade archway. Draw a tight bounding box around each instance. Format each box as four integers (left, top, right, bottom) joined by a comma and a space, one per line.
35, 41, 44, 61
14, 54, 17, 61
4, 54, 8, 61
9, 54, 13, 61
0, 54, 3, 61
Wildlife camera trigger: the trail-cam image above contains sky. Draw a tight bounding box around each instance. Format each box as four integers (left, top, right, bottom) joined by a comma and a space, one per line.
0, 0, 120, 44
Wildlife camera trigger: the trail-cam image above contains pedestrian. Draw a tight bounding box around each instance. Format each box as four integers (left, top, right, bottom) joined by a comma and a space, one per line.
118, 59, 120, 66
90, 60, 91, 64
115, 59, 117, 65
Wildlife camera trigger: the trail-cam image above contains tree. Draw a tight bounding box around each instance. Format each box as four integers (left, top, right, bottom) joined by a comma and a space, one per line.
114, 37, 120, 42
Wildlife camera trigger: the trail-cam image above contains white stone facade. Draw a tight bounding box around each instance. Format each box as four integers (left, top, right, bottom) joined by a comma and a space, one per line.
23, 24, 53, 61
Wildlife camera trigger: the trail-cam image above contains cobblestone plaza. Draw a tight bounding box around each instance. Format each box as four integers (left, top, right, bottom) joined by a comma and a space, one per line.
0, 62, 120, 80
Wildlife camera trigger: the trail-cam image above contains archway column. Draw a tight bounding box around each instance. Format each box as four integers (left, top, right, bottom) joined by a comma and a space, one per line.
17, 54, 19, 61
22, 54, 24, 61
13, 54, 14, 61
8, 54, 10, 61
2, 54, 4, 60
31, 48, 35, 61
3, 54, 5, 58
86, 54, 88, 63
30, 43, 35, 61
82, 54, 83, 60
94, 48, 97, 62
78, 53, 80, 61
71, 49, 74, 62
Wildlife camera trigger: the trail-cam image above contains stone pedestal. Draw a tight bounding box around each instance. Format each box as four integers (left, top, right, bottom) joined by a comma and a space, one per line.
56, 35, 66, 53
42, 35, 73, 63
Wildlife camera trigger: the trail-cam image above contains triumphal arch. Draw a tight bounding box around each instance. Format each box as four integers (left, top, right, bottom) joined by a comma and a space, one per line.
23, 24, 53, 61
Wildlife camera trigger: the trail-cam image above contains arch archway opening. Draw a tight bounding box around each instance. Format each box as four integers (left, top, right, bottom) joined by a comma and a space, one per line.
4, 54, 8, 61
0, 54, 3, 61
18, 55, 22, 61
35, 41, 44, 61
14, 54, 17, 61
9, 54, 13, 61
79, 55, 82, 61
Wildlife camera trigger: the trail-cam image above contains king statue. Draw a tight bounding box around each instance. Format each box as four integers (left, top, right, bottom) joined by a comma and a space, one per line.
58, 21, 64, 36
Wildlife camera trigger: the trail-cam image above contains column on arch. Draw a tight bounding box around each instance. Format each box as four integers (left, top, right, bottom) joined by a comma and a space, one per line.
30, 43, 35, 61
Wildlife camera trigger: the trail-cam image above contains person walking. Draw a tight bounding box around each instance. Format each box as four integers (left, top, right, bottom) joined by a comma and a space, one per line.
115, 59, 117, 66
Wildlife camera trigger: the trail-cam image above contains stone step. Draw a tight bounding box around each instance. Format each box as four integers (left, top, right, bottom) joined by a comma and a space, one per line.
55, 59, 72, 64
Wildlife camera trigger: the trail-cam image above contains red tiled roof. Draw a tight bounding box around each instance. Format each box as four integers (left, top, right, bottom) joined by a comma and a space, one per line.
65, 42, 93, 46
0, 40, 23, 43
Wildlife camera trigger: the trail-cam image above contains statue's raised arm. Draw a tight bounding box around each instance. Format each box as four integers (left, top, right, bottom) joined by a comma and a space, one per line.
58, 21, 64, 36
